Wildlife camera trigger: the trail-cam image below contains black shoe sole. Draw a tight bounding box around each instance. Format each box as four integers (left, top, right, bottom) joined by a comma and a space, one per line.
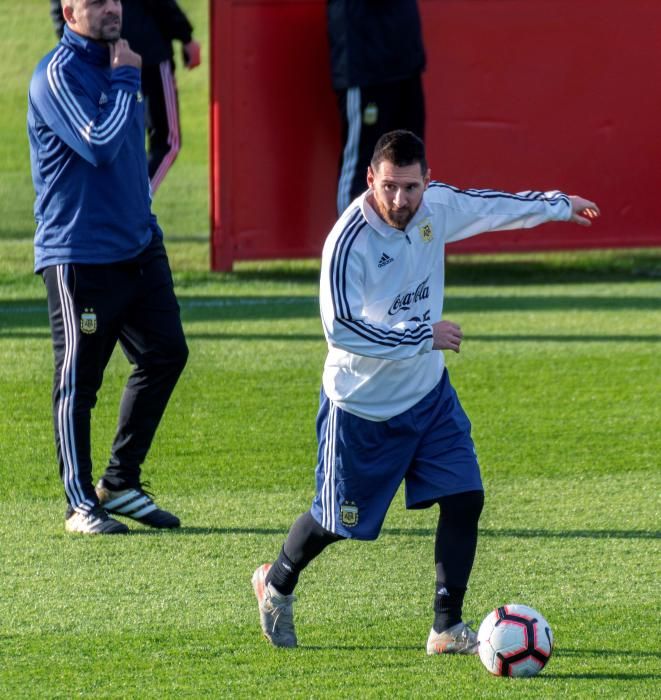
107, 511, 181, 529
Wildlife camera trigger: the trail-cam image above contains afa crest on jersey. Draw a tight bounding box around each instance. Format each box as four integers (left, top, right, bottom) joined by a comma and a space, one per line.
418, 219, 433, 243
340, 501, 359, 527
80, 309, 97, 334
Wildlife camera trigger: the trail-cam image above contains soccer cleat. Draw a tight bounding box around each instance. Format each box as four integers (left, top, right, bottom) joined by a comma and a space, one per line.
427, 621, 479, 655
251, 563, 298, 648
65, 506, 129, 535
95, 480, 180, 529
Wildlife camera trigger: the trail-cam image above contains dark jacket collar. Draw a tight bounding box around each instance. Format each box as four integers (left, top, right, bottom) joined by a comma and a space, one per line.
61, 24, 110, 66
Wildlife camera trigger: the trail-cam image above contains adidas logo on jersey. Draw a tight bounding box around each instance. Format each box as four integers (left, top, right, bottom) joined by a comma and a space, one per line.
378, 252, 394, 268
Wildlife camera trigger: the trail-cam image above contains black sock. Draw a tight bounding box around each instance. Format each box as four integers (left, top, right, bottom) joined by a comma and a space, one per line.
433, 490, 484, 632
433, 585, 466, 632
266, 511, 344, 596
267, 547, 299, 596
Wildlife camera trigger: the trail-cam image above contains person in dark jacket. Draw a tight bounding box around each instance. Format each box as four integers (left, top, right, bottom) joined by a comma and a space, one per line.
50, 0, 201, 193
31, 0, 188, 534
327, 0, 426, 214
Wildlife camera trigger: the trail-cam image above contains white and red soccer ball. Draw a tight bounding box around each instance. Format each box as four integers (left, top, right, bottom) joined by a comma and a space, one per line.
477, 604, 553, 677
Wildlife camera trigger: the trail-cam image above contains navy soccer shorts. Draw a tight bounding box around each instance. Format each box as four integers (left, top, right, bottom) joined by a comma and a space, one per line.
310, 370, 483, 540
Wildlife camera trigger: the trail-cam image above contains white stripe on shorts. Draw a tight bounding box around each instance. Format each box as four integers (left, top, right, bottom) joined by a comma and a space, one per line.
321, 402, 338, 533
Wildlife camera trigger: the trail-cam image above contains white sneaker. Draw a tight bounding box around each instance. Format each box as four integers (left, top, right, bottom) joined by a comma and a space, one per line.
65, 506, 129, 535
251, 563, 297, 648
427, 621, 479, 655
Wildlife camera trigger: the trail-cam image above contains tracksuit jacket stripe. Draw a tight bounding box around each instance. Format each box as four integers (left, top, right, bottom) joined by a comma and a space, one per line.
337, 318, 431, 346
48, 49, 130, 142
330, 209, 362, 319
428, 181, 569, 207
47, 48, 132, 145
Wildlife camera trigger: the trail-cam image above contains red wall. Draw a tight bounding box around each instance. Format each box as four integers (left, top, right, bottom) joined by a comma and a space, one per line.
210, 0, 661, 270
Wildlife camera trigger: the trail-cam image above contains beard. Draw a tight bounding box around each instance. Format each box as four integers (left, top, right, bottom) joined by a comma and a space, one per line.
98, 16, 121, 42
372, 195, 416, 230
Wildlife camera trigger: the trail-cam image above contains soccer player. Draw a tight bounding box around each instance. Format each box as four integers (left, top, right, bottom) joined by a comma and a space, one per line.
29, 0, 188, 534
252, 130, 600, 652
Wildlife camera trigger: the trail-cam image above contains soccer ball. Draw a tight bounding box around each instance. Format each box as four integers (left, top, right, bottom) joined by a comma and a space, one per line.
477, 604, 553, 677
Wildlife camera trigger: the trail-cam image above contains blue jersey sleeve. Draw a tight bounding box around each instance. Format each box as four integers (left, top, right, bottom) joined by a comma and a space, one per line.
30, 47, 141, 167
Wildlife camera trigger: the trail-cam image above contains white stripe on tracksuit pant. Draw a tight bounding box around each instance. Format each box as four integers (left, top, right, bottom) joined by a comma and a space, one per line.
42, 237, 188, 514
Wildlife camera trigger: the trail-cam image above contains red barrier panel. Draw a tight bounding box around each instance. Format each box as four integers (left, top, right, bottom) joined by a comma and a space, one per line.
210, 0, 661, 270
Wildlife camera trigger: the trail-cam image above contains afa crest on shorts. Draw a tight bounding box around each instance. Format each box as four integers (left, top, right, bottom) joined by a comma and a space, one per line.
80, 308, 97, 334
340, 500, 359, 527
418, 219, 433, 243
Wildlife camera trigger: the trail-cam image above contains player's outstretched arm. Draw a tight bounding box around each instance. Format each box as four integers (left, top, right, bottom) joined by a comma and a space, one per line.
569, 196, 600, 226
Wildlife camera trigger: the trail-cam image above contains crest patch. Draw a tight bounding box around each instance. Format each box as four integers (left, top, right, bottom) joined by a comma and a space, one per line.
418, 219, 433, 243
80, 308, 97, 334
363, 102, 378, 126
340, 501, 359, 527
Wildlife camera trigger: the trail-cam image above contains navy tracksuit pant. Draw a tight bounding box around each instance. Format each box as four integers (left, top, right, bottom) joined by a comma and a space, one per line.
335, 74, 425, 215
142, 60, 180, 193
42, 235, 188, 515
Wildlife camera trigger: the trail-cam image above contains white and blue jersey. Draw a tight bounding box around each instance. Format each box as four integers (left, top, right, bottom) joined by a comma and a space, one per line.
28, 26, 157, 272
320, 183, 571, 421
313, 182, 571, 538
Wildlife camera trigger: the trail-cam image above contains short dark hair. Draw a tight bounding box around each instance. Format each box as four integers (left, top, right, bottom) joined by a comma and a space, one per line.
371, 130, 428, 174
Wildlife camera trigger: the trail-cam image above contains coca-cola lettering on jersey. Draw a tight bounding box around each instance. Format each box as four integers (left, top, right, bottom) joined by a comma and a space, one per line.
388, 276, 430, 315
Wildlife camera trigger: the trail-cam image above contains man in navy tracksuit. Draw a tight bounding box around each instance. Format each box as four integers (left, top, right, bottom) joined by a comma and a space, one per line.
327, 0, 426, 214
29, 0, 188, 534
50, 0, 201, 194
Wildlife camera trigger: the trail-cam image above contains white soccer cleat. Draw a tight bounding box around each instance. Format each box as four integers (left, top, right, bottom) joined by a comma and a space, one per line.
251, 563, 298, 648
65, 506, 129, 535
427, 621, 479, 655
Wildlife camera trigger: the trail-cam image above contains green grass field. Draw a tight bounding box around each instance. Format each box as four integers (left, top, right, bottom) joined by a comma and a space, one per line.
1, 2, 660, 698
